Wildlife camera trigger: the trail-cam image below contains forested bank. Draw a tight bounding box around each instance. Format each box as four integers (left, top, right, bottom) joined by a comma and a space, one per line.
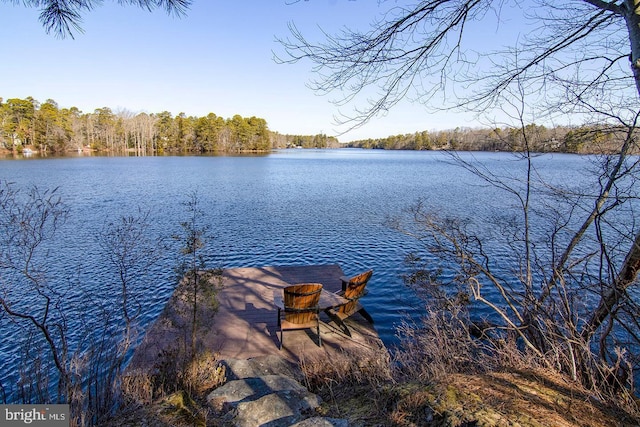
0, 97, 339, 155
347, 123, 635, 154
1, 96, 630, 156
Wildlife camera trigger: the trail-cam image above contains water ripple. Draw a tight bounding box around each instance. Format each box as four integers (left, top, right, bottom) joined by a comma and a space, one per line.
0, 150, 628, 399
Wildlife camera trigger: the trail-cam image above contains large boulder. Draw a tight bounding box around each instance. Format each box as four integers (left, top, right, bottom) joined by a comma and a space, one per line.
206, 355, 351, 426
208, 374, 322, 426
290, 417, 350, 427
207, 356, 356, 427
207, 374, 316, 410
231, 390, 322, 427
221, 355, 304, 382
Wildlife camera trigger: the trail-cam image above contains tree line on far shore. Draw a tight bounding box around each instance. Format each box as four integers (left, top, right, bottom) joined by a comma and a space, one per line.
0, 96, 626, 155
348, 123, 631, 154
0, 97, 339, 155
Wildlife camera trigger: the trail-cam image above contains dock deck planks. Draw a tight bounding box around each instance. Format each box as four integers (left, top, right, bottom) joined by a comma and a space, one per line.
128, 264, 385, 373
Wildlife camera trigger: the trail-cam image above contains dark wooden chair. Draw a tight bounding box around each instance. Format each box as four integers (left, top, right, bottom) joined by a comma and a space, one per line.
325, 269, 374, 336
275, 283, 323, 350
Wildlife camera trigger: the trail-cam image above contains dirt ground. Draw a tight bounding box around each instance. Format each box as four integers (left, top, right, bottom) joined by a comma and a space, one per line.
375, 368, 639, 427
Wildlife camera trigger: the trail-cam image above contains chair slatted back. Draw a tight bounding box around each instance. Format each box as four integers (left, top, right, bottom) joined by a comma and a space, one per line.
339, 270, 373, 315
283, 283, 322, 324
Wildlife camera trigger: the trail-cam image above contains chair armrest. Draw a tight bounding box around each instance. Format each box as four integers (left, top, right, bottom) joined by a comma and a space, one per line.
273, 291, 284, 309
340, 276, 351, 292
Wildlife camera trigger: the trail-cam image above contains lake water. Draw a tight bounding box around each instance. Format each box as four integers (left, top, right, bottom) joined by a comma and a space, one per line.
0, 149, 626, 400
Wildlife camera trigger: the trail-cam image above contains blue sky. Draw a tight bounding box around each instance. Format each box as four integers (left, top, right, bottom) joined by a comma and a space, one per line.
1, 1, 498, 141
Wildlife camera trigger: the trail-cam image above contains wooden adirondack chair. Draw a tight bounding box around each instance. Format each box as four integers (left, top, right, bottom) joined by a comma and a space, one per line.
326, 269, 374, 337
275, 283, 323, 349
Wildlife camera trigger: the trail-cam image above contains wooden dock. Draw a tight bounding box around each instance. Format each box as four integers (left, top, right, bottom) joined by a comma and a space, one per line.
128, 264, 386, 373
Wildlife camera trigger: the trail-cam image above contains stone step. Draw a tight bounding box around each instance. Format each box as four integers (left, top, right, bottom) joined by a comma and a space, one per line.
207, 356, 350, 427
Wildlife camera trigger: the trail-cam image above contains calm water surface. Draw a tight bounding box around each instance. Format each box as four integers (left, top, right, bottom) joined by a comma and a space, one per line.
0, 149, 609, 395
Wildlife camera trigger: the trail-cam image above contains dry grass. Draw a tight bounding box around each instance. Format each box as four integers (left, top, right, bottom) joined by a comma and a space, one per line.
296, 314, 640, 427
299, 346, 392, 391
111, 328, 640, 427
120, 373, 155, 405
421, 369, 640, 427
106, 349, 227, 427
297, 347, 394, 424
305, 362, 639, 426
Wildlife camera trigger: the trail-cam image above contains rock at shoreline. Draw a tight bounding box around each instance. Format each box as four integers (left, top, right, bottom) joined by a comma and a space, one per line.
207, 355, 349, 427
